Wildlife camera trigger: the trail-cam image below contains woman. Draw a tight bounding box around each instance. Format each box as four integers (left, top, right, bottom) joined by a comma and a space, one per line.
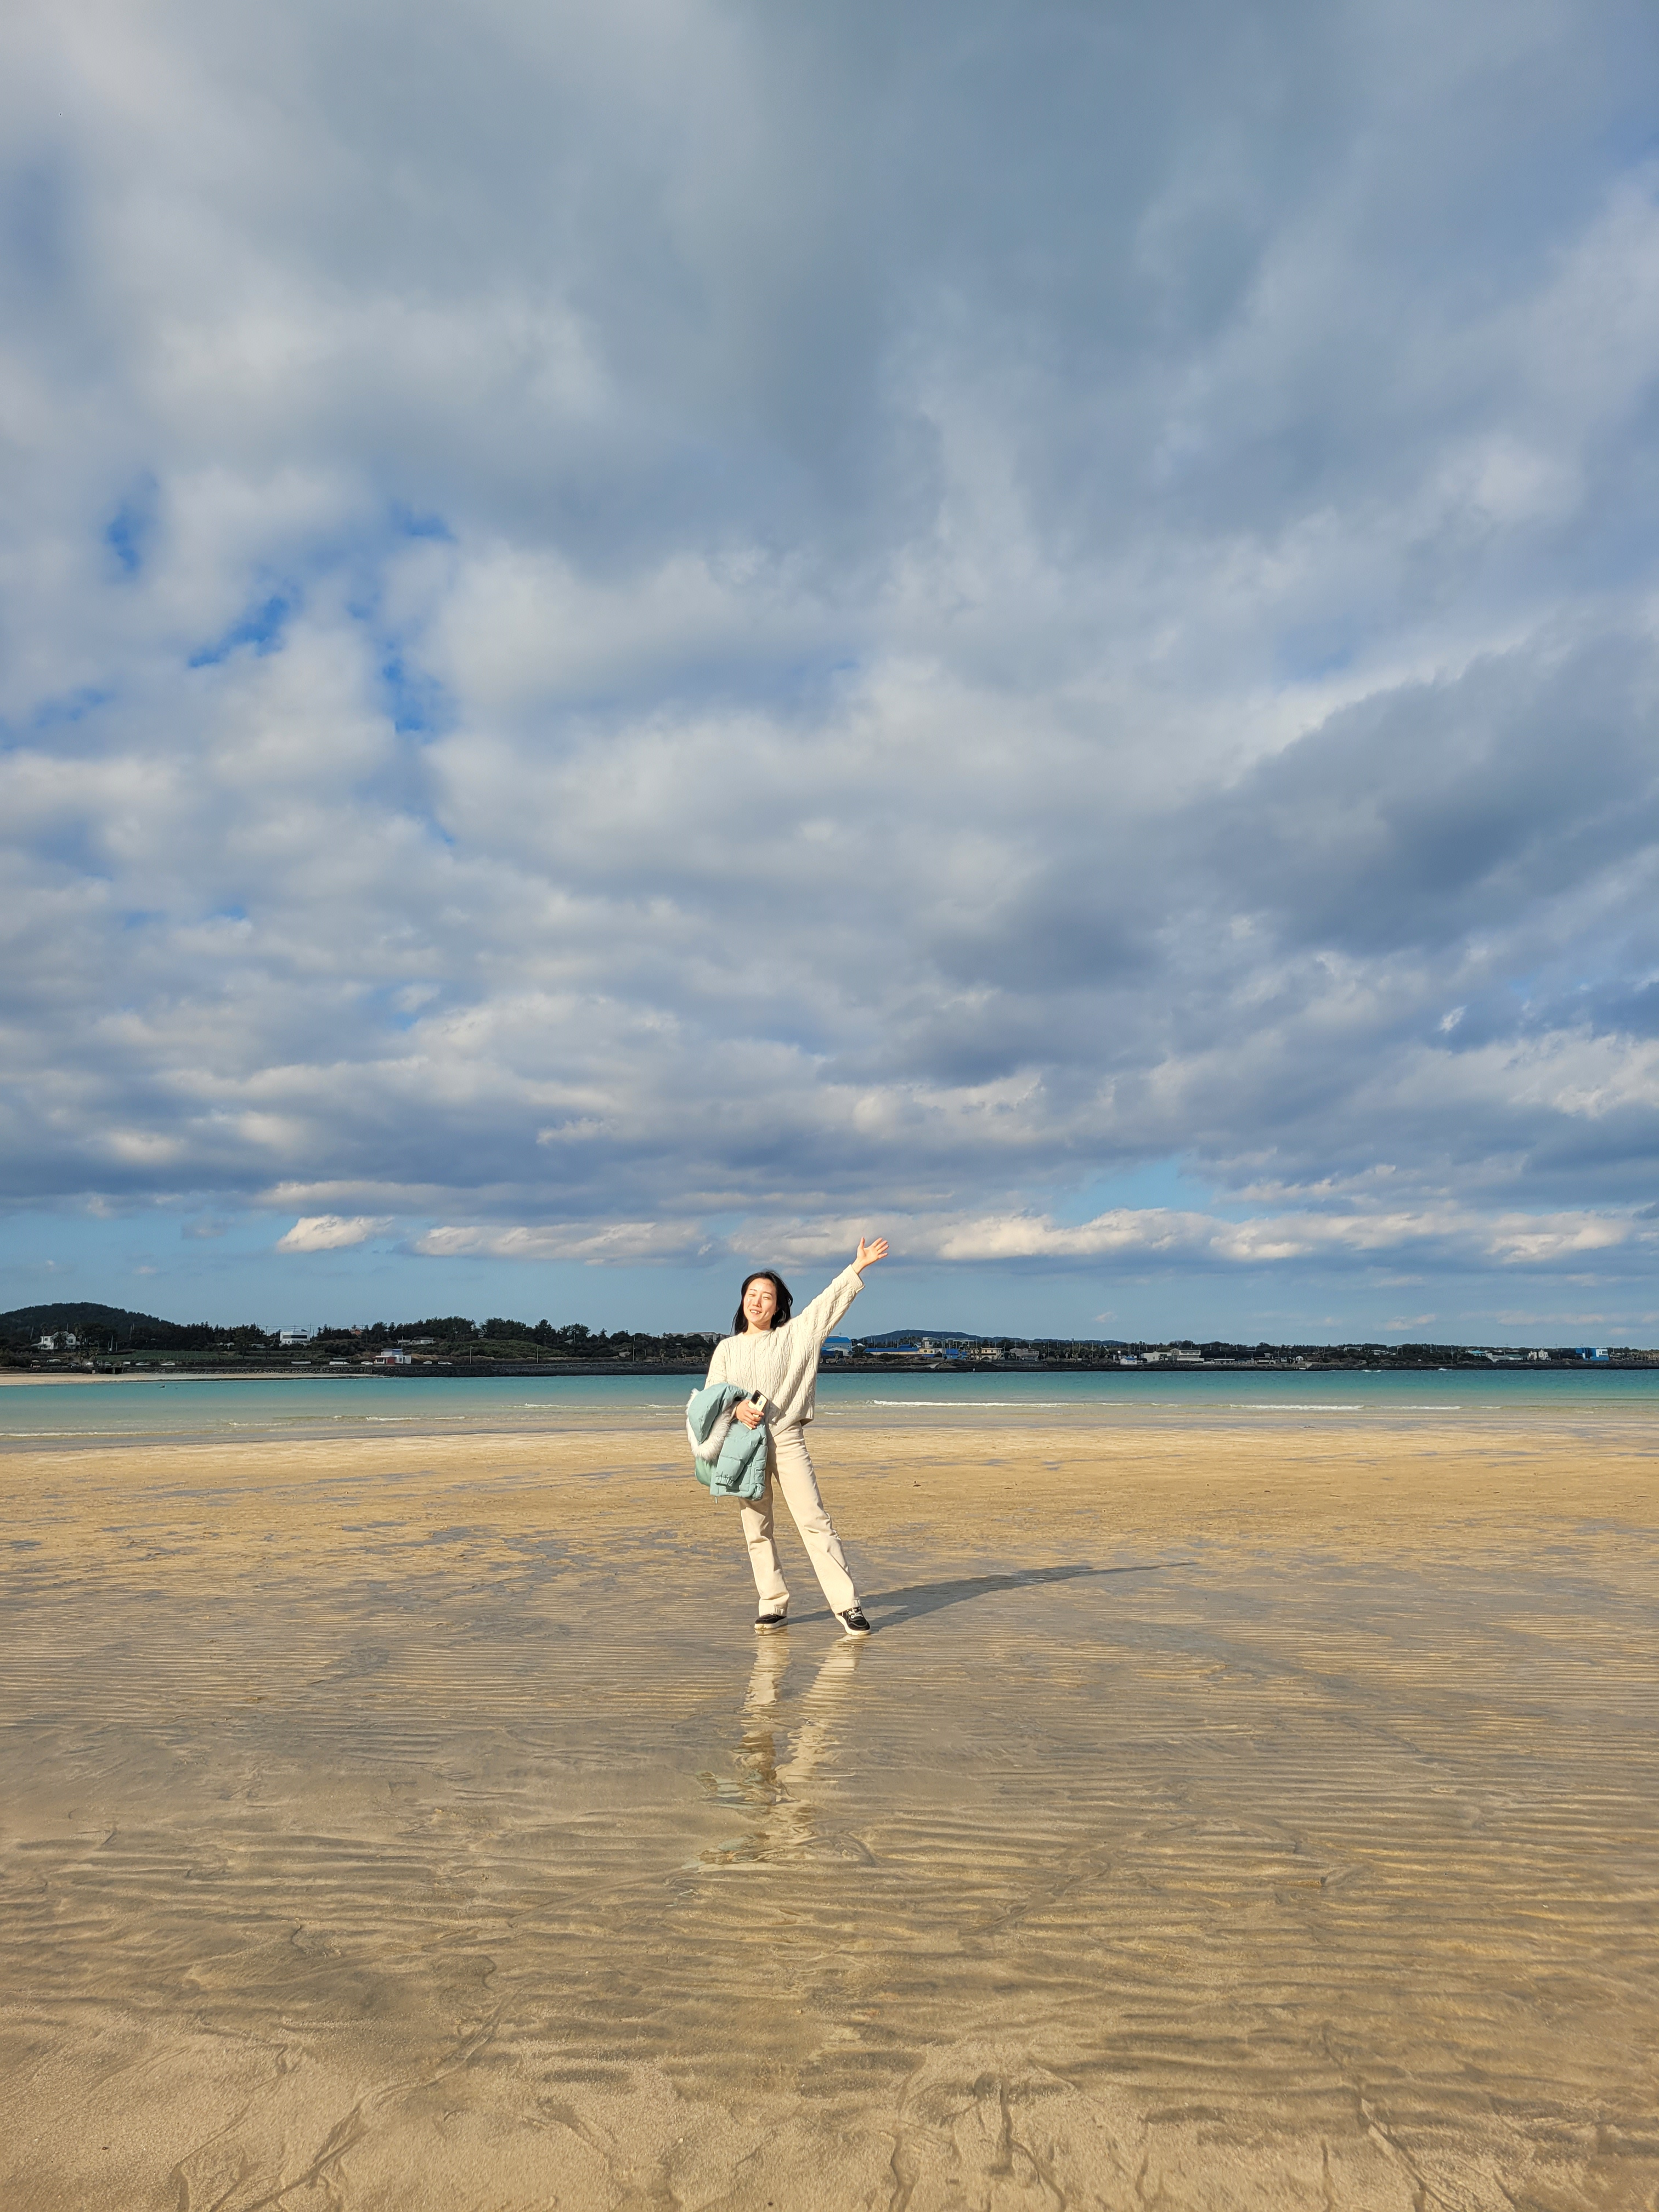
704, 1236, 888, 1637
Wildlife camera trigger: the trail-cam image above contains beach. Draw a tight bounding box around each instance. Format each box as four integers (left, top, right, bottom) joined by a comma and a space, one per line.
2, 1382, 1656, 2210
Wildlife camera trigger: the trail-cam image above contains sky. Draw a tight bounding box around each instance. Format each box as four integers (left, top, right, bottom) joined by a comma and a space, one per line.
4, 0, 1659, 1345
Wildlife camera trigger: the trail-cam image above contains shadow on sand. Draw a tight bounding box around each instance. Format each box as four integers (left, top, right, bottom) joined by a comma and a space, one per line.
873, 1559, 1191, 1629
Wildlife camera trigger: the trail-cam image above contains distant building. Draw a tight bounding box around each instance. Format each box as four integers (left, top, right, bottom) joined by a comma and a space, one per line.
821, 1336, 854, 1358
279, 1329, 313, 1346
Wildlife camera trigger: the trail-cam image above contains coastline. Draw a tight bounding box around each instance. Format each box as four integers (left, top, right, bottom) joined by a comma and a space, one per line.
8, 1352, 1654, 1386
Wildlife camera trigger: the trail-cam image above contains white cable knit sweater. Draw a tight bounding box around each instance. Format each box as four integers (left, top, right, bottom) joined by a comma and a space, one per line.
703, 1265, 864, 1427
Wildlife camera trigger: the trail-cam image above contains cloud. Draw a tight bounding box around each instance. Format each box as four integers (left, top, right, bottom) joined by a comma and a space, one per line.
742, 1202, 1655, 1275
415, 1221, 713, 1264
3, 0, 1659, 1328
275, 1215, 393, 1253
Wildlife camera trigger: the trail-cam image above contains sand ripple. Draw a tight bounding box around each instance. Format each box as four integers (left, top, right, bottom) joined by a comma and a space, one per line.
1, 1422, 1656, 2208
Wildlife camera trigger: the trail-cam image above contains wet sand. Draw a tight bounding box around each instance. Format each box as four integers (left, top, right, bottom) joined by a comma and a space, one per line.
2, 1411, 1656, 2210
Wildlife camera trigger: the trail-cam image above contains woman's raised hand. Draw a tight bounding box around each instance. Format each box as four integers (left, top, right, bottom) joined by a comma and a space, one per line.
854, 1237, 889, 1272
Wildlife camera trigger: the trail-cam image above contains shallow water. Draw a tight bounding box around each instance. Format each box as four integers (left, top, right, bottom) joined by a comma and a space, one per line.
5, 1361, 1658, 1448
1, 1414, 1655, 2208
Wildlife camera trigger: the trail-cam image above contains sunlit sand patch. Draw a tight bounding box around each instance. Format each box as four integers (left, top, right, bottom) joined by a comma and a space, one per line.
1, 1414, 1656, 2209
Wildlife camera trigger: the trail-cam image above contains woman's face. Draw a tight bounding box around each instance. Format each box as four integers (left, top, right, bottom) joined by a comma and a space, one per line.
742, 1276, 778, 1332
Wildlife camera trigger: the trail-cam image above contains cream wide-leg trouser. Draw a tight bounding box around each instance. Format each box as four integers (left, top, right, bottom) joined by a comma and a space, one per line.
738, 1421, 857, 1615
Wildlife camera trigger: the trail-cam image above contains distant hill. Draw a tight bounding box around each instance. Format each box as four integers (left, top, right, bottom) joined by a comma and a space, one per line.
0, 1301, 257, 1350
858, 1328, 984, 1345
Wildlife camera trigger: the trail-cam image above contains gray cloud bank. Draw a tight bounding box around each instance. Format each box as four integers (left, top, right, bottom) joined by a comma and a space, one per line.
4, 0, 1659, 1317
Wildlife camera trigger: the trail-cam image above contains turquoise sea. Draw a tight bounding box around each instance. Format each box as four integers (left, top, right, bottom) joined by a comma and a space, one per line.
4, 1363, 1658, 1446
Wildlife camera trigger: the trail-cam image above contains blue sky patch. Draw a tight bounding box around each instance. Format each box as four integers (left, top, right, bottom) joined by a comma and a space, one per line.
188, 594, 294, 668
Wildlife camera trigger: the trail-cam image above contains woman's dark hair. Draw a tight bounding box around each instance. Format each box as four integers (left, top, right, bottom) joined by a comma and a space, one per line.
733, 1271, 793, 1334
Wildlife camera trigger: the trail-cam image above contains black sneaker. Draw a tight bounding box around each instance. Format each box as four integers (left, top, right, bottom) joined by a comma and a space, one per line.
836, 1606, 872, 1638
755, 1608, 789, 1633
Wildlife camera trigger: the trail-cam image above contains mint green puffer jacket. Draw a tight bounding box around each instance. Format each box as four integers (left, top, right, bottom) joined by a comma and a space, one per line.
685, 1381, 769, 1500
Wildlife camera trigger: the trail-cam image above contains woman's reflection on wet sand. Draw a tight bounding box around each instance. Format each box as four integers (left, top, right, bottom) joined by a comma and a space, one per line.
699, 1635, 867, 1866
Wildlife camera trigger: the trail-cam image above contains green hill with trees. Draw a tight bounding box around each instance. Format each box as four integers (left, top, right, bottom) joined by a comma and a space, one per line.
0, 1302, 271, 1352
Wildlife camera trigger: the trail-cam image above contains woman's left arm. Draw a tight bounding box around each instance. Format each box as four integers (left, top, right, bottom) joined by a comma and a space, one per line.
790, 1239, 889, 1347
